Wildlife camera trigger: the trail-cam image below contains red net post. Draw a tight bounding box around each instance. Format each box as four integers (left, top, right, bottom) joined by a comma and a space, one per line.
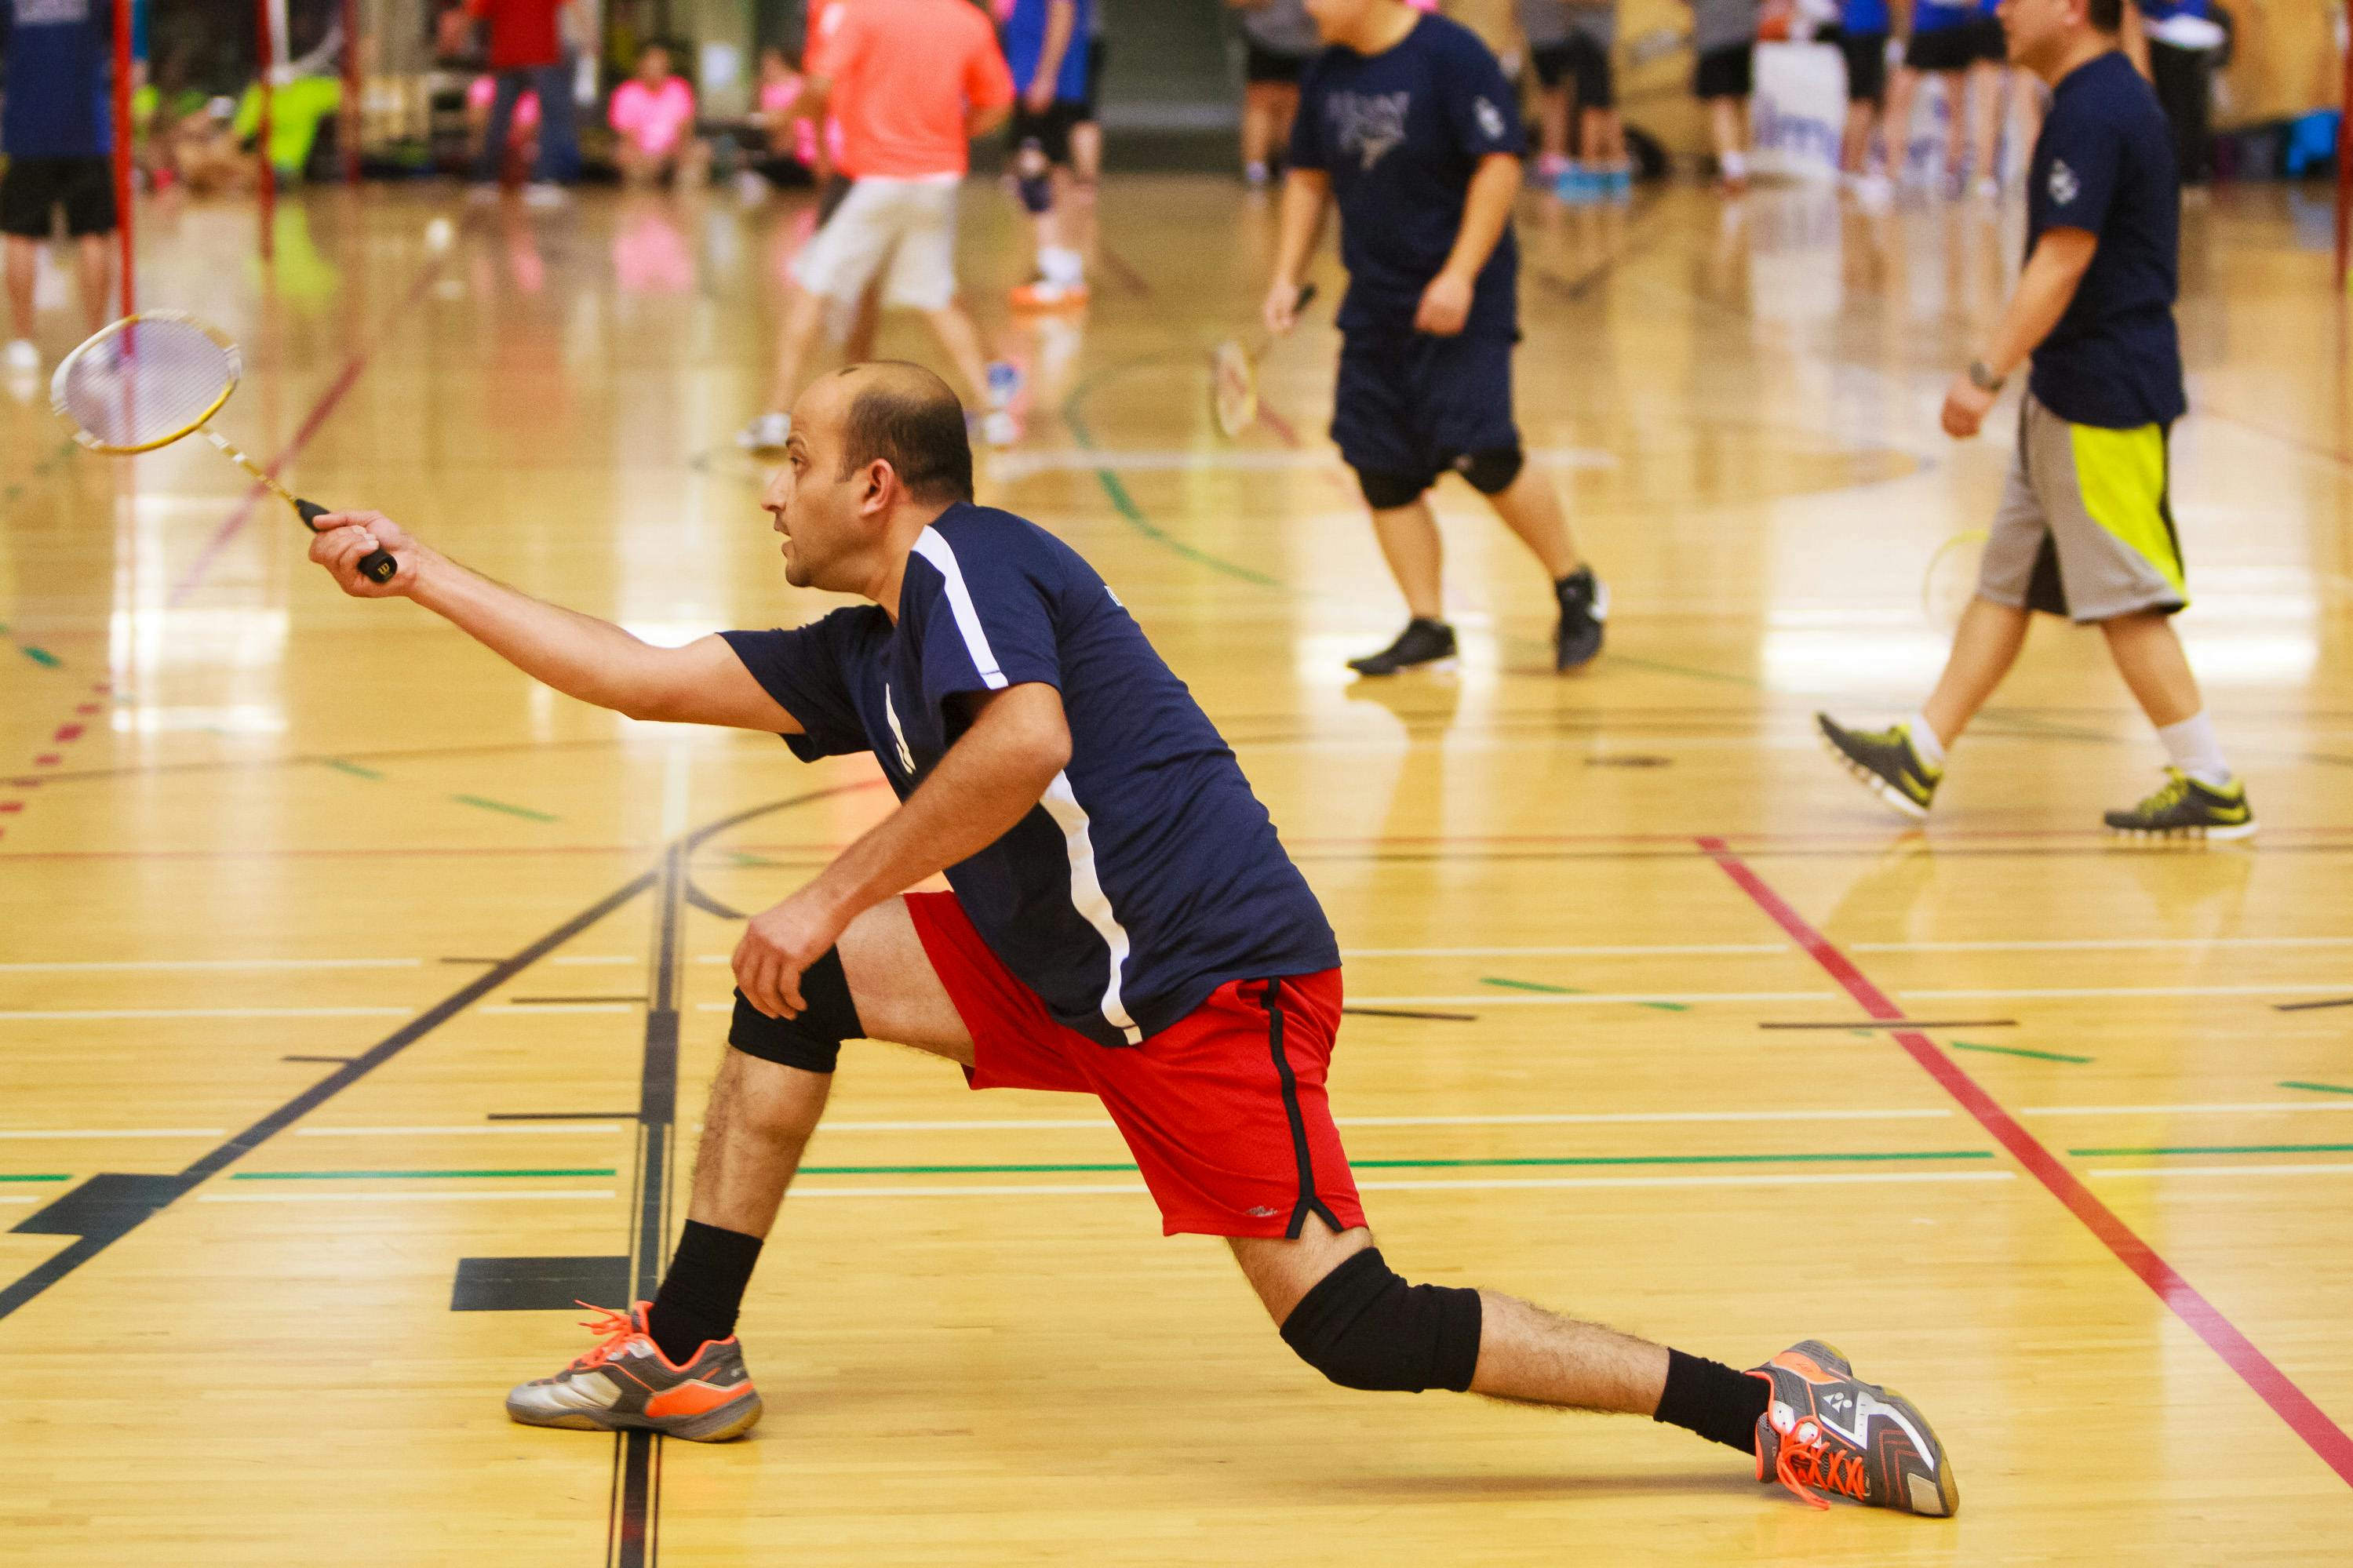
256, 0, 277, 260
2339, 30, 2353, 289
111, 0, 134, 313
341, 0, 362, 184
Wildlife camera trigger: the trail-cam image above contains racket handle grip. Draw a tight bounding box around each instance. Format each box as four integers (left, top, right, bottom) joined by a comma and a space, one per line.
296, 498, 399, 584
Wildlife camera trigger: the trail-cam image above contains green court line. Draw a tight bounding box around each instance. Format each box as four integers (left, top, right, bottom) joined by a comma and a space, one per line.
229, 1167, 617, 1181
325, 759, 384, 780
450, 794, 559, 823
1481, 976, 1685, 1012
2067, 1143, 2353, 1159
0, 621, 63, 669
800, 1151, 1995, 1177
1948, 1039, 2094, 1065
0, 1173, 71, 1183
1058, 362, 1283, 588
2280, 1080, 2353, 1097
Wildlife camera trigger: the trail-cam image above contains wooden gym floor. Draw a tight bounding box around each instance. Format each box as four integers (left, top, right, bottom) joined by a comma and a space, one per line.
2, 175, 2351, 1564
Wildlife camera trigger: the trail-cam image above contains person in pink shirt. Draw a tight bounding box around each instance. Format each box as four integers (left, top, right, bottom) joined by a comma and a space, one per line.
608, 41, 709, 187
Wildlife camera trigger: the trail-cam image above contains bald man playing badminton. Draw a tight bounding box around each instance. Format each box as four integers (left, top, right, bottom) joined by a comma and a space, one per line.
308, 361, 1956, 1516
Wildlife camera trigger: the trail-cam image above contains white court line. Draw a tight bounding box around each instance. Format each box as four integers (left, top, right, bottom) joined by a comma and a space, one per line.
0, 1195, 39, 1206
2087, 1163, 2353, 1181
0, 958, 427, 973
480, 1003, 639, 1015
2021, 1102, 2353, 1117
295, 1123, 627, 1137
1858, 937, 2353, 953
198, 1188, 618, 1204
0, 1128, 226, 1140
1339, 944, 1784, 958
1903, 984, 2353, 1000
0, 1006, 414, 1020
789, 1170, 2019, 1199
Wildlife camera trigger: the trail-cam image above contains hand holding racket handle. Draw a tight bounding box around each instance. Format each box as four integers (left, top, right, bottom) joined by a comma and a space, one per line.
295, 500, 398, 584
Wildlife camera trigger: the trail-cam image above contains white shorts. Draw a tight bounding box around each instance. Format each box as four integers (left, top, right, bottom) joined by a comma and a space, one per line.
789, 176, 962, 312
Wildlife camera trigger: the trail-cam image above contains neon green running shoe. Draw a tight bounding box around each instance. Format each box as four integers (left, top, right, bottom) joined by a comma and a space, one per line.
2103, 768, 2256, 841
1816, 714, 1941, 820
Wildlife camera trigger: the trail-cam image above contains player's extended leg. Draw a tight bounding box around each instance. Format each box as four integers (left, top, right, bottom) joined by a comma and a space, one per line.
2099, 609, 2254, 837
71, 234, 113, 334
1346, 489, 1459, 676
504, 897, 974, 1439
1880, 67, 1918, 186
1966, 61, 2005, 194
1476, 457, 1608, 671
1818, 595, 2027, 820
5, 236, 36, 346
1229, 1215, 1958, 1515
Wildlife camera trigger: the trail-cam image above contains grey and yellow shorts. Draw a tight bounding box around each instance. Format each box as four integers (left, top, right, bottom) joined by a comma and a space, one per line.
1980, 393, 2187, 624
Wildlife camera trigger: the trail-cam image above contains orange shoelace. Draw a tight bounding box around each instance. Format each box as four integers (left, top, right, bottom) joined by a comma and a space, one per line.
1768, 1406, 1869, 1511
567, 1302, 643, 1372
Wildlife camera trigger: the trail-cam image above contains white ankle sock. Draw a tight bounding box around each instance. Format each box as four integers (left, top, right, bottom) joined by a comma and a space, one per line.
2156, 712, 2231, 788
1905, 712, 1947, 769
1040, 246, 1085, 287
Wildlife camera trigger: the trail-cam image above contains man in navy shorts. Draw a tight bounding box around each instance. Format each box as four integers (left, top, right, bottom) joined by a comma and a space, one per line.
308, 361, 1954, 1515
1263, 0, 1609, 676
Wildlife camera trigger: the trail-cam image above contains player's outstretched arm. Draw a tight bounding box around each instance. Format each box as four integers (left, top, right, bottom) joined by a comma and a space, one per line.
1265, 169, 1331, 333
1940, 228, 2099, 437
306, 511, 803, 733
733, 682, 1071, 1017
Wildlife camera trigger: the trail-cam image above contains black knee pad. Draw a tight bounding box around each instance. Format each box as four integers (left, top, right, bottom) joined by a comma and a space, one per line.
1455, 446, 1524, 495
1017, 171, 1054, 214
726, 948, 864, 1073
1356, 467, 1433, 511
1279, 1247, 1484, 1393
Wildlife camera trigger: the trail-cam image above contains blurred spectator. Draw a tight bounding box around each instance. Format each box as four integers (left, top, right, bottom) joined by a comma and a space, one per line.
2, 0, 118, 372
609, 40, 708, 187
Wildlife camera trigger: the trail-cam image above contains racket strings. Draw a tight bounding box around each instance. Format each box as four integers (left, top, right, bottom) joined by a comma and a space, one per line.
56, 317, 240, 452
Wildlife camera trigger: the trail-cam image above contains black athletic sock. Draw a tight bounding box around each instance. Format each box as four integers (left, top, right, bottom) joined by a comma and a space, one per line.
1652, 1348, 1771, 1455
647, 1220, 763, 1362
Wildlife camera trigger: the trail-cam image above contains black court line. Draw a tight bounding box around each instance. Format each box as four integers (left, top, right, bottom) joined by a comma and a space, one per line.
282, 1054, 356, 1065
0, 871, 657, 1322
1759, 1020, 2020, 1031
440, 956, 508, 966
1342, 1006, 1479, 1023
2275, 997, 2353, 1013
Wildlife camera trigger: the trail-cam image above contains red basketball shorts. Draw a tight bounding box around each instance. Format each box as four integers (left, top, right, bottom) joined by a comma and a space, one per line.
903, 891, 1366, 1239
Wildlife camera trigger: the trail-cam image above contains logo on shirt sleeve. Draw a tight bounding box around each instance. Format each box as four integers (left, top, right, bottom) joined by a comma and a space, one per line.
1473, 96, 1506, 143
2048, 158, 2080, 207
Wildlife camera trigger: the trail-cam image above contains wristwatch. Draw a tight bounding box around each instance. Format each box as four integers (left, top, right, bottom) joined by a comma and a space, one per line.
1967, 359, 2007, 393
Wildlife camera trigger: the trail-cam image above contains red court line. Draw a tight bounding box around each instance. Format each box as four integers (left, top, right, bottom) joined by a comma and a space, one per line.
1698, 835, 2353, 1489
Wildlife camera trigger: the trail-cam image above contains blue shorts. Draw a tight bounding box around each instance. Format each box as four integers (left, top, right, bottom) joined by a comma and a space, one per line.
1331, 333, 1521, 492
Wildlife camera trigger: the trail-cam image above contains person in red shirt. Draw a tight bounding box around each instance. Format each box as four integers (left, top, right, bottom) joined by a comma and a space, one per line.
448, 0, 581, 203
734, 0, 1023, 453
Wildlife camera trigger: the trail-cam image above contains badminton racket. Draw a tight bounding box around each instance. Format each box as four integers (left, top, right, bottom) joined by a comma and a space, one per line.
1211, 282, 1317, 440
52, 312, 396, 584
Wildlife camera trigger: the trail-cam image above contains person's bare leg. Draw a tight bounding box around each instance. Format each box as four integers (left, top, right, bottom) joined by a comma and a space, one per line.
1538, 84, 1571, 167
74, 234, 114, 329
1881, 68, 1918, 181
1229, 1217, 1668, 1414
1968, 63, 2004, 184
1268, 83, 1299, 155
1370, 497, 1445, 621
763, 286, 831, 415
1242, 83, 1277, 173
843, 283, 882, 365
1710, 97, 1743, 166
1942, 72, 1970, 183
1918, 595, 2031, 748
1485, 464, 1582, 581
1843, 100, 1876, 174
922, 300, 995, 406
2100, 609, 2202, 729
5, 236, 35, 340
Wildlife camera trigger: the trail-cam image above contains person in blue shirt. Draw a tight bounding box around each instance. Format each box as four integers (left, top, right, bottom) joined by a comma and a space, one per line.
306, 359, 1956, 1512
1821, 0, 2253, 840
1881, 0, 2012, 195
1823, 0, 1893, 193
0, 0, 119, 373
2129, 0, 2219, 187
1003, 0, 1093, 308
1262, 0, 1608, 675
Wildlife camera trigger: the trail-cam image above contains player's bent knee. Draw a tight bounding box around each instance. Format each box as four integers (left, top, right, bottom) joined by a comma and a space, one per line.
1357, 467, 1431, 511
1459, 446, 1524, 496
725, 948, 865, 1074
1278, 1247, 1483, 1393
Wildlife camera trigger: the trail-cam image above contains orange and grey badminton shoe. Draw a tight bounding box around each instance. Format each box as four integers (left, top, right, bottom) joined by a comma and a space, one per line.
1748, 1340, 1958, 1517
505, 1302, 763, 1442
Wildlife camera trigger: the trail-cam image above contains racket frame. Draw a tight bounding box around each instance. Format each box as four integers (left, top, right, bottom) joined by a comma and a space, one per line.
50, 310, 244, 455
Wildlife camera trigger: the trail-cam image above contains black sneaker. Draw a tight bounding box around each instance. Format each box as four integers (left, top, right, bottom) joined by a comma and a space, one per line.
1554, 566, 1608, 671
2103, 769, 2256, 841
1817, 713, 1942, 820
1348, 617, 1457, 676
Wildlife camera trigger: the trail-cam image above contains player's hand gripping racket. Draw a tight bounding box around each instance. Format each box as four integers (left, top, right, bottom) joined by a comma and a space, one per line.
52, 312, 397, 584
1211, 282, 1317, 440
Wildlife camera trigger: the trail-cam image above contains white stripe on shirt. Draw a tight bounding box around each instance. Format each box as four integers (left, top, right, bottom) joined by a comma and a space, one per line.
1040, 773, 1142, 1044
912, 526, 1007, 689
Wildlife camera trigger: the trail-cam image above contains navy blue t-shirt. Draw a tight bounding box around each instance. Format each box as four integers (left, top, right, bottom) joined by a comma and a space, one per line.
2026, 51, 2185, 430
0, 0, 115, 159
721, 504, 1339, 1050
1288, 16, 1525, 344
